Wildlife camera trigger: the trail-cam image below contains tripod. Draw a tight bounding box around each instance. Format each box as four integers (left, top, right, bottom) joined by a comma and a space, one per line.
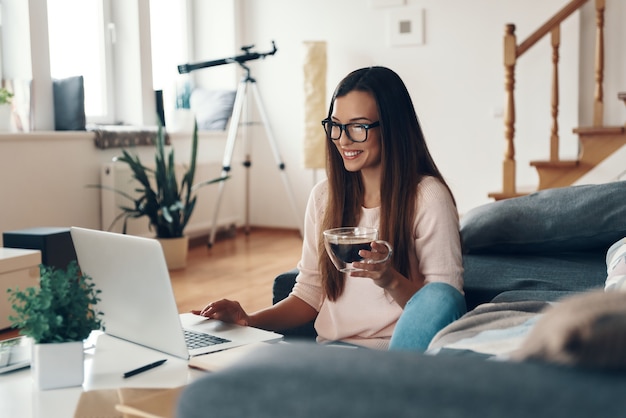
207, 63, 303, 247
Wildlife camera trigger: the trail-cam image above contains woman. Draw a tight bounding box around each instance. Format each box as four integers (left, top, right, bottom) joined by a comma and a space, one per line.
194, 66, 465, 351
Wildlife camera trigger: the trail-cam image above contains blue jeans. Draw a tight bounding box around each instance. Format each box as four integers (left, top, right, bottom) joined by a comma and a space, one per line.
389, 282, 466, 352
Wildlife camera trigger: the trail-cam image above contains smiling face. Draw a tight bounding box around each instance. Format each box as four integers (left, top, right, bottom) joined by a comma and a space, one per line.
330, 90, 382, 175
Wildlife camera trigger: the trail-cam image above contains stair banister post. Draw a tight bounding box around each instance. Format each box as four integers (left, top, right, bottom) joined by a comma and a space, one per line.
550, 26, 561, 162
593, 0, 605, 127
503, 24, 517, 195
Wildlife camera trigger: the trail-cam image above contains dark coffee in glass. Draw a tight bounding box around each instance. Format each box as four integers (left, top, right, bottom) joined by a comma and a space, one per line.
323, 227, 392, 273
328, 241, 371, 263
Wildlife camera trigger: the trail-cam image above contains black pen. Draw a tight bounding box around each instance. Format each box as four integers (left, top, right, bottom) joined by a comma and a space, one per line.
123, 359, 167, 378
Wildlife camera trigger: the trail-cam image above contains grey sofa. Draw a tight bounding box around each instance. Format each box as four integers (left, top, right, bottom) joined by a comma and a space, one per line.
177, 181, 626, 417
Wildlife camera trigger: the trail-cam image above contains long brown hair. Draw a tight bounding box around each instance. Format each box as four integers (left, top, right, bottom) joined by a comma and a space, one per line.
319, 66, 454, 301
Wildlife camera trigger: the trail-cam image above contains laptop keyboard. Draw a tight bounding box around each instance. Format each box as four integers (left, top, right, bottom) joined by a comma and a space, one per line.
184, 329, 231, 350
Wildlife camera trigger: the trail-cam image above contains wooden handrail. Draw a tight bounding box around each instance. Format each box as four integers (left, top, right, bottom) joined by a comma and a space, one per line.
494, 0, 606, 198
517, 0, 589, 57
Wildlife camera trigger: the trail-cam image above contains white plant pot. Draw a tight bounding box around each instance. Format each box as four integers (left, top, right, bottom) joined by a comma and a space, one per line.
158, 236, 189, 270
32, 340, 84, 390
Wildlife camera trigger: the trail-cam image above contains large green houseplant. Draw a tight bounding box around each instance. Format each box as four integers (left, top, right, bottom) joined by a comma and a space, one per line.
107, 121, 227, 238
7, 261, 103, 389
98, 120, 228, 269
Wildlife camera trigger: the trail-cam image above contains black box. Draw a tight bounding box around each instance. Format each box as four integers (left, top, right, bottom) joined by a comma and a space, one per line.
3, 227, 77, 270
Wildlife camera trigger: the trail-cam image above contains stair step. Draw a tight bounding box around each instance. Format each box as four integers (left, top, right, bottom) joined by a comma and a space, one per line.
573, 125, 624, 135
529, 125, 625, 190
530, 160, 578, 168
487, 185, 536, 201
490, 124, 625, 201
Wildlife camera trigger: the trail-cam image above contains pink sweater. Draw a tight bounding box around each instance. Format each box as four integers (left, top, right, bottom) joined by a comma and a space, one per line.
291, 177, 464, 350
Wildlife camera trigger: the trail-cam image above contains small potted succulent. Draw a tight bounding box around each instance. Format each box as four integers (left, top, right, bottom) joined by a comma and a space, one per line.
7, 261, 103, 390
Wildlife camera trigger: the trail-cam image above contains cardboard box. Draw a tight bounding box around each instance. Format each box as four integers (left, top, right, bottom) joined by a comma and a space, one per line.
3, 227, 76, 270
0, 248, 41, 330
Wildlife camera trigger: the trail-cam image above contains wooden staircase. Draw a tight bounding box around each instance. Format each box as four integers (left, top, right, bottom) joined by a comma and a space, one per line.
489, 0, 625, 200
530, 124, 625, 189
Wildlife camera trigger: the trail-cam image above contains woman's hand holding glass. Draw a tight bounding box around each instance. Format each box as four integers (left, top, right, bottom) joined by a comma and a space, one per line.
351, 240, 396, 288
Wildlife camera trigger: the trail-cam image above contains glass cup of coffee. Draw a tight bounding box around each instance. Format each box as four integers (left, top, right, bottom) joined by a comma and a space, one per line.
323, 227, 393, 273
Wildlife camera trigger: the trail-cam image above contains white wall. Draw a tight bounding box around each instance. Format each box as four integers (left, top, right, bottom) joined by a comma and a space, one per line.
0, 0, 624, 238
0, 131, 245, 246
236, 0, 625, 227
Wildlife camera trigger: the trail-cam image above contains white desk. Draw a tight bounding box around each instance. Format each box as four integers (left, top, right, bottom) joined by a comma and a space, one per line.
0, 332, 207, 418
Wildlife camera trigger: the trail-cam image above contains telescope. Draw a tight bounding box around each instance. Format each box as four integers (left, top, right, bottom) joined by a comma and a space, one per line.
178, 41, 277, 74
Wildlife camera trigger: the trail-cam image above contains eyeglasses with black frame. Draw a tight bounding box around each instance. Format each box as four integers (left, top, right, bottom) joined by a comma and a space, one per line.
321, 119, 380, 143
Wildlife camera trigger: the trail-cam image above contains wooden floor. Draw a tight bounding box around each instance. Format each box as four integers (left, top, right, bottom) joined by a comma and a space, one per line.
0, 227, 303, 341
171, 227, 302, 313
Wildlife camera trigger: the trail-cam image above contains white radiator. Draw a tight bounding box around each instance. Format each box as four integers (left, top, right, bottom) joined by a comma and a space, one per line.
100, 162, 239, 238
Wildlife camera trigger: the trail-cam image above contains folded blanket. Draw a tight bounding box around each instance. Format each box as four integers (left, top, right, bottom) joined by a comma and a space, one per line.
427, 301, 549, 357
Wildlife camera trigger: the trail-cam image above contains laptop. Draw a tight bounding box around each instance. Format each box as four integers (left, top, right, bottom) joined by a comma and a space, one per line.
70, 226, 283, 359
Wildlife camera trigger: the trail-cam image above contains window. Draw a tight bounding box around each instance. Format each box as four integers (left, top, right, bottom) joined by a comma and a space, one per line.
0, 7, 4, 82
150, 0, 187, 93
2, 0, 236, 130
47, 0, 113, 123
46, 0, 188, 126
149, 0, 189, 122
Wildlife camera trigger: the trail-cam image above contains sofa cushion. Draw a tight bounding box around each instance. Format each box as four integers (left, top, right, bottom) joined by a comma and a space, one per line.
189, 88, 236, 131
176, 342, 626, 418
272, 269, 317, 340
463, 252, 606, 310
53, 75, 86, 131
461, 181, 626, 254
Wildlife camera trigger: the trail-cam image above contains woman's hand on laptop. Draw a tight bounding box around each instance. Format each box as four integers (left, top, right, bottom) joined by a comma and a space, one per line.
192, 299, 250, 326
